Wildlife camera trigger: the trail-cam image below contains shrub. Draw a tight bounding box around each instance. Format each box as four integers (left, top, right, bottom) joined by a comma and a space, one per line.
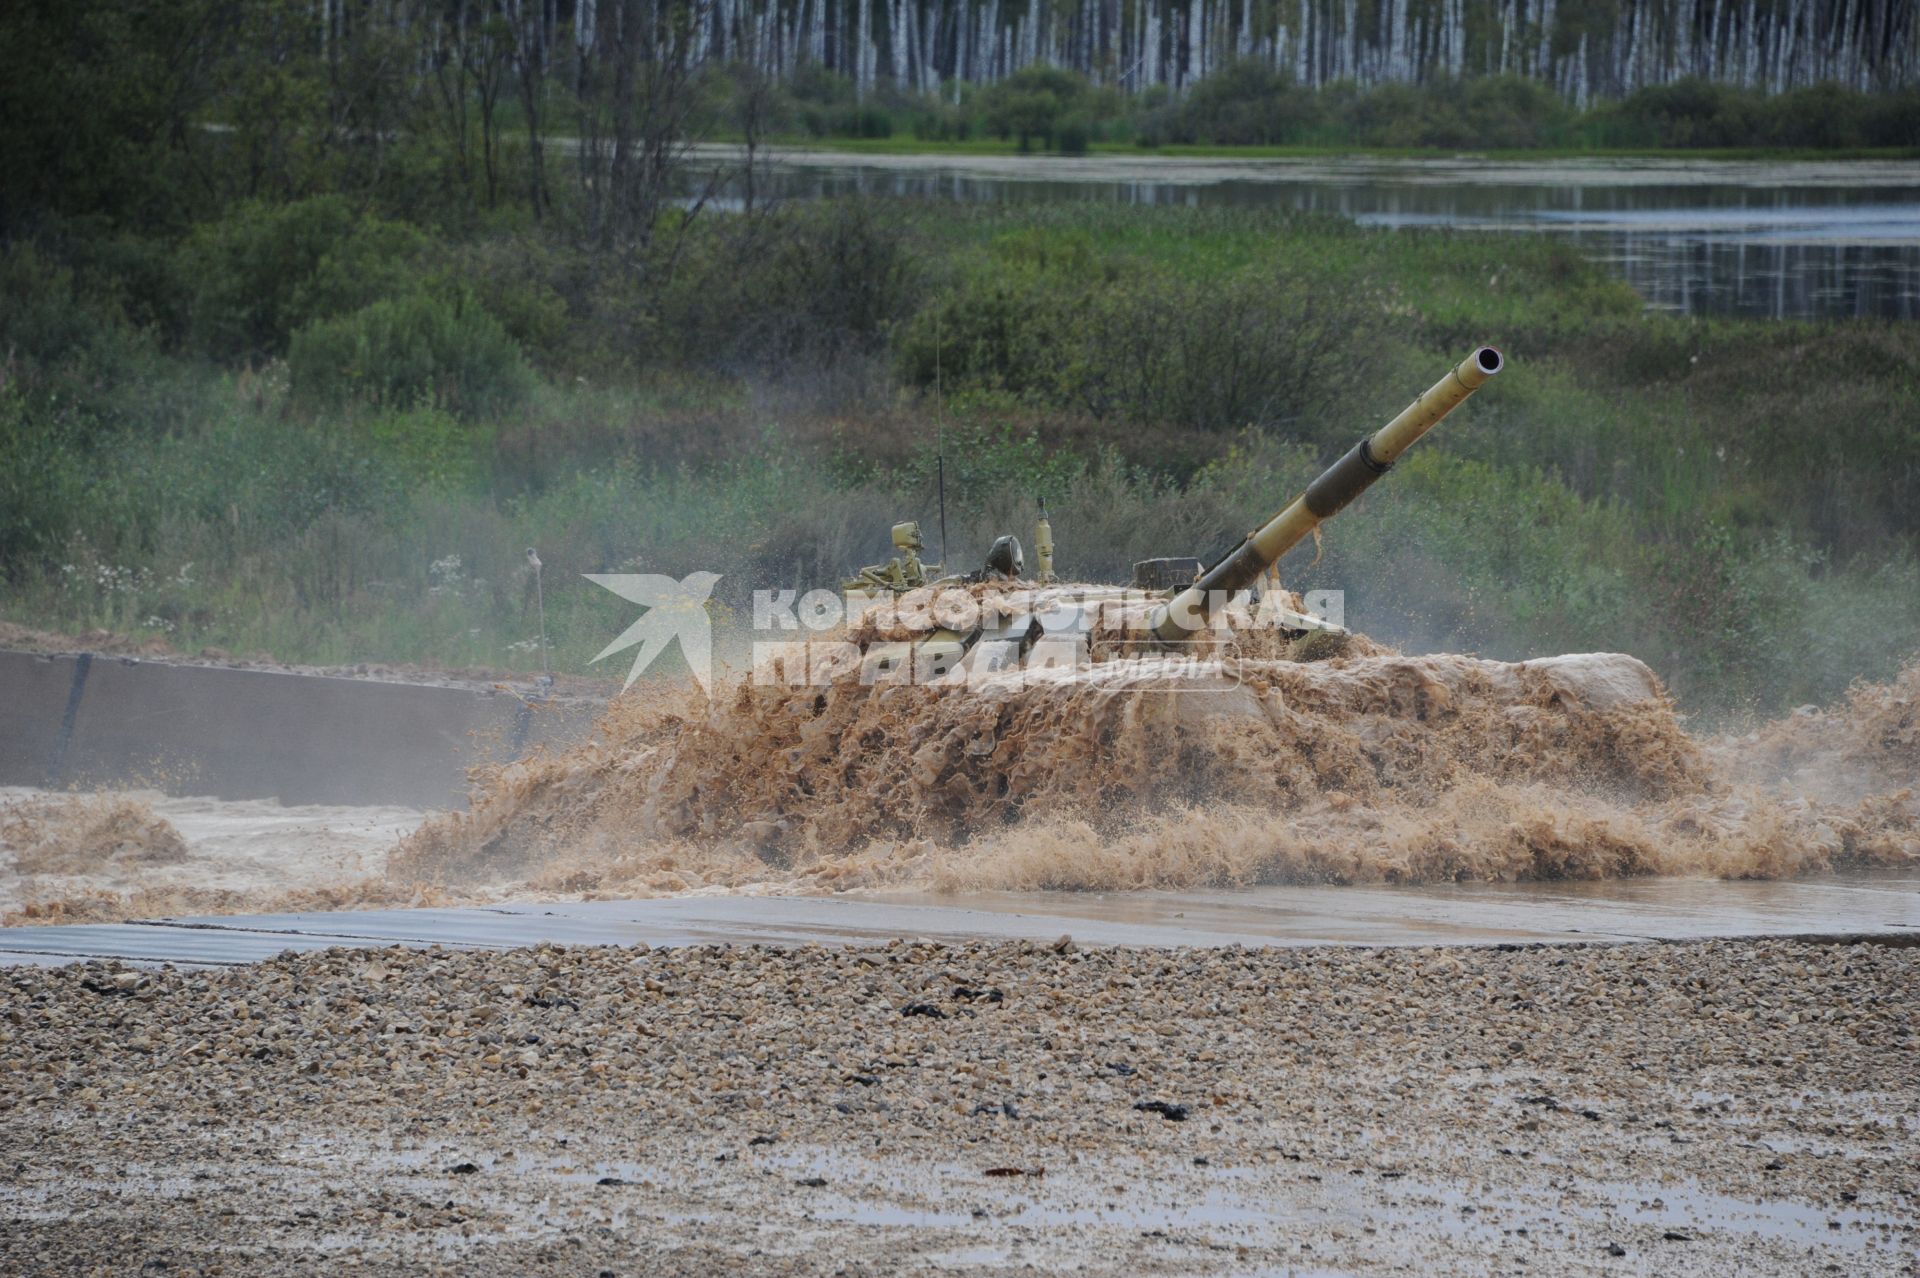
896, 236, 1386, 446
982, 67, 1093, 152
0, 239, 200, 434
1174, 60, 1322, 145
658, 202, 923, 372
360, 405, 485, 491
1056, 113, 1093, 155
427, 235, 574, 369
1862, 88, 1920, 148
288, 292, 533, 417
1584, 79, 1903, 150
1139, 70, 1567, 149
785, 69, 898, 139
1066, 264, 1386, 435
0, 241, 142, 380
180, 196, 425, 361
50, 227, 189, 344
1453, 75, 1571, 149
911, 103, 974, 142
894, 250, 1066, 397
906, 421, 1088, 515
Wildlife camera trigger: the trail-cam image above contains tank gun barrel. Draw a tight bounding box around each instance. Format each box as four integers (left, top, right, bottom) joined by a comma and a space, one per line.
1150, 345, 1504, 642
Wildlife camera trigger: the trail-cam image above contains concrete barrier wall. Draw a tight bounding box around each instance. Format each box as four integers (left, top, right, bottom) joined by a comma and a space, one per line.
0, 650, 601, 809
0, 652, 79, 788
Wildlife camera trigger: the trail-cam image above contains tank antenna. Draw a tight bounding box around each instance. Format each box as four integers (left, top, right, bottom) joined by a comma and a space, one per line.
935, 312, 948, 571
526, 546, 552, 687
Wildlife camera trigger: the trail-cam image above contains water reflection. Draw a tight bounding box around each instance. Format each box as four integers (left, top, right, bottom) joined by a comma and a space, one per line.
733, 159, 1920, 321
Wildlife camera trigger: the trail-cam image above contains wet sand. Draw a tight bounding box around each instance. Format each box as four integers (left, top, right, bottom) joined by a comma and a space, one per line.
2, 937, 1913, 1275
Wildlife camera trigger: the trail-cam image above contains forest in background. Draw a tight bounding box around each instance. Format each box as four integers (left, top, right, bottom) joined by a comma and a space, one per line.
1, 0, 1916, 720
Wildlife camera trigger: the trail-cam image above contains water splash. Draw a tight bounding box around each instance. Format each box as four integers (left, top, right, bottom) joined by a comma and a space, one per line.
388, 645, 1918, 898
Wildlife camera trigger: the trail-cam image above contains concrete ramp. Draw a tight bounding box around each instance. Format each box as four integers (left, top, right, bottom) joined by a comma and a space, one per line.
2, 874, 1913, 968
0, 649, 601, 809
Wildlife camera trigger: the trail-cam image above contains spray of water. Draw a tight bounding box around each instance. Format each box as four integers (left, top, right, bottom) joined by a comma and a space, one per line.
6, 625, 1913, 923
386, 640, 1918, 898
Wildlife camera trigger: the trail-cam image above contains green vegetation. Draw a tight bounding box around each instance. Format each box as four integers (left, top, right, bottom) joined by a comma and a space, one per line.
287, 293, 535, 417
6, 197, 1918, 717
772, 68, 1919, 153
2, 0, 1916, 720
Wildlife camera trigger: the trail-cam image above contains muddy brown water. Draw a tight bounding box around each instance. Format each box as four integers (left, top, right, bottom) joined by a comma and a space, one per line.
3, 647, 1914, 958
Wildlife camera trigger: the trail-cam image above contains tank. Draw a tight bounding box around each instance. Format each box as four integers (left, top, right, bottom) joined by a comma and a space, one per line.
834, 346, 1504, 682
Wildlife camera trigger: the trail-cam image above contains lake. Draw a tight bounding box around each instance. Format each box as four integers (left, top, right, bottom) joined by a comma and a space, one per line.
718, 150, 1920, 321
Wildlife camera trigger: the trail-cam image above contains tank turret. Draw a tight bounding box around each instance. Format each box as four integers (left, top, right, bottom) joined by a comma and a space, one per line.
836, 347, 1505, 677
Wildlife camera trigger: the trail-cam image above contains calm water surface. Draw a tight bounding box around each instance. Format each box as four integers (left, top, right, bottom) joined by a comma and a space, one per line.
729, 151, 1920, 321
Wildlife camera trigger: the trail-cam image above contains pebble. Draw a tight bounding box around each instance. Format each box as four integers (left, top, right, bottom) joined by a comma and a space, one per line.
0, 938, 1911, 1275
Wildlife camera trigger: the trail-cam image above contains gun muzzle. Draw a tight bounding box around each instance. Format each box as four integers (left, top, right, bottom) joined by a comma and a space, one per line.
1150, 346, 1504, 642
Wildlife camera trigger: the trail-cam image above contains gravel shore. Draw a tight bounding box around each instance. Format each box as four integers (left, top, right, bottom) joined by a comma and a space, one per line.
2, 937, 1914, 1276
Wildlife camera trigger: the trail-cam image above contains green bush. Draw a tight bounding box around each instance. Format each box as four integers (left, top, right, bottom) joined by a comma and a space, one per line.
0, 238, 206, 436
359, 405, 485, 491
1056, 113, 1093, 155
428, 235, 574, 369
0, 241, 143, 381
981, 67, 1093, 152
906, 422, 1089, 516
897, 233, 1386, 443
1066, 263, 1387, 434
1145, 60, 1321, 146
910, 103, 974, 143
659, 202, 922, 370
288, 291, 533, 417
48, 227, 189, 344
895, 246, 1068, 399
1586, 80, 1920, 150
1136, 68, 1570, 149
1594, 79, 1758, 148
1862, 88, 1920, 148
1451, 76, 1572, 148
180, 196, 426, 362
